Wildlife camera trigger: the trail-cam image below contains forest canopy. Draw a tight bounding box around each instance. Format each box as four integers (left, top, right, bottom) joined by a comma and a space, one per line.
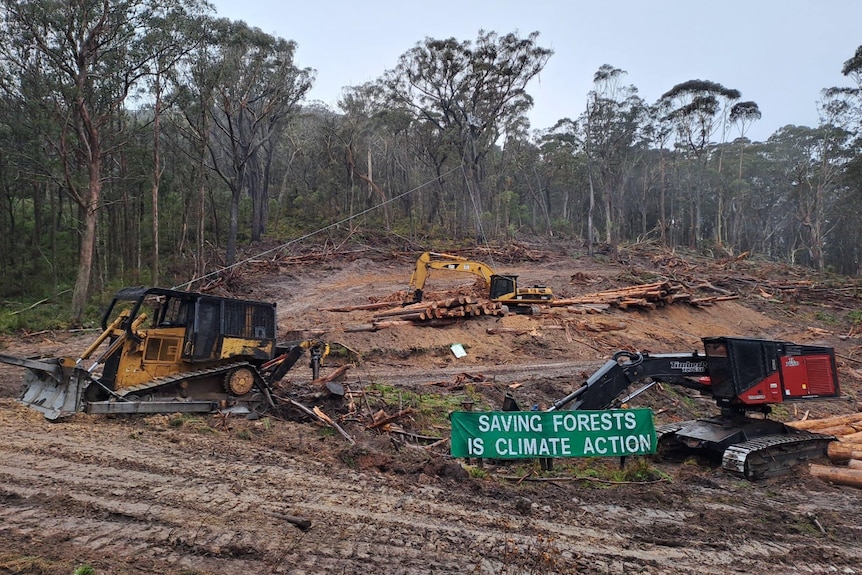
0, 0, 860, 322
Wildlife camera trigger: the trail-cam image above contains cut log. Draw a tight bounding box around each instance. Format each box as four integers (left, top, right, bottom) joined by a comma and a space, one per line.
319, 301, 396, 312
810, 463, 862, 488
814, 424, 862, 436
827, 441, 862, 462
837, 430, 862, 443
848, 459, 862, 470
788, 412, 862, 431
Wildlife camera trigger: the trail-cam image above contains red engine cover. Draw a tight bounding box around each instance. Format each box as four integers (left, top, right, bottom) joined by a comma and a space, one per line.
780, 353, 838, 399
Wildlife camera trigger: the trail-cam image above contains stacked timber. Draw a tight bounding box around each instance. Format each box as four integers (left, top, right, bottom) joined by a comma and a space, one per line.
373, 297, 505, 322
550, 281, 738, 311
786, 413, 862, 488
344, 297, 505, 332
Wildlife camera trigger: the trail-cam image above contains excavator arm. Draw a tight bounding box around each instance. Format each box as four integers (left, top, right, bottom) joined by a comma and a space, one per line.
408, 251, 496, 302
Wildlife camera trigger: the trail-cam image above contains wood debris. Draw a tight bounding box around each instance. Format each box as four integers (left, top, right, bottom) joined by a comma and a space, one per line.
560, 280, 741, 311
550, 281, 737, 311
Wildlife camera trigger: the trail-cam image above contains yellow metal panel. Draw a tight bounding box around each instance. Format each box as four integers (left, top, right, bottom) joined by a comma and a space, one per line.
220, 337, 274, 359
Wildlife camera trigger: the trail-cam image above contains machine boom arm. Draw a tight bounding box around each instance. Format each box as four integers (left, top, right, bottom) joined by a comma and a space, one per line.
549, 351, 711, 411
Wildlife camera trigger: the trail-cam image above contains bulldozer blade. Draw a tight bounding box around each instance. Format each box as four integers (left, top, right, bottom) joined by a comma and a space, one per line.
17, 362, 88, 420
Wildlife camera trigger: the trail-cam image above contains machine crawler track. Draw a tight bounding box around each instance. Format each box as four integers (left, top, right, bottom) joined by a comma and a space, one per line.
655, 422, 834, 480
85, 362, 273, 416
721, 432, 834, 480
111, 362, 258, 397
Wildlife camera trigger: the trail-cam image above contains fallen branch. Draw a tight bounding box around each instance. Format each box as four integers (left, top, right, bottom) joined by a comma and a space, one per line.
264, 510, 312, 532
275, 395, 355, 445
313, 406, 355, 444
367, 407, 416, 430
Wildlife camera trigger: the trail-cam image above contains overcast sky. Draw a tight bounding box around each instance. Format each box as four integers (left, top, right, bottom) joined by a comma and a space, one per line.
209, 0, 861, 142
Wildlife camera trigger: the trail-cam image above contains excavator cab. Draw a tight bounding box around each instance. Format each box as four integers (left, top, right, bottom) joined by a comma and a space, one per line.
489, 275, 517, 300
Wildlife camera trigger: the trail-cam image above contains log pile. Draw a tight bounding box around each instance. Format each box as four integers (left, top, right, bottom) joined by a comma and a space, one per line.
344, 297, 505, 332
550, 281, 739, 311
786, 413, 862, 488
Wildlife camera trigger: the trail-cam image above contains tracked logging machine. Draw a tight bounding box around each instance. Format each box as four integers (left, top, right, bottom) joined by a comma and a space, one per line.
509, 337, 842, 479
2, 287, 331, 420
407, 251, 553, 313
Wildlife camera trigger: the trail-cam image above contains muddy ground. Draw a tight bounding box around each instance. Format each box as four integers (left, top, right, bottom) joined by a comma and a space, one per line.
2, 242, 862, 574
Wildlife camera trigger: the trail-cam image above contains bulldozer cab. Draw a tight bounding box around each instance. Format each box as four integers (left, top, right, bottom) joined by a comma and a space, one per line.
99, 288, 277, 385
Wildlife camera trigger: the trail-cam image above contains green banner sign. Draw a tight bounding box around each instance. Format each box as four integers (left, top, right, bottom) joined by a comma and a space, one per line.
450, 409, 657, 459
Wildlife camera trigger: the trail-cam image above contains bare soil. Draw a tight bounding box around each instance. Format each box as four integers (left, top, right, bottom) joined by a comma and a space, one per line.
2, 243, 862, 575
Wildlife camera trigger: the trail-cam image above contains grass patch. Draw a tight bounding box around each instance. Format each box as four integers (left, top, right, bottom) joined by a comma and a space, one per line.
364, 382, 487, 434
515, 456, 671, 486
0, 554, 64, 575
168, 414, 217, 434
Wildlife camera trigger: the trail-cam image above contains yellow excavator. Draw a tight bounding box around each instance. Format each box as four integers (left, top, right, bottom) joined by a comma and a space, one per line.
407, 251, 553, 312
2, 287, 341, 420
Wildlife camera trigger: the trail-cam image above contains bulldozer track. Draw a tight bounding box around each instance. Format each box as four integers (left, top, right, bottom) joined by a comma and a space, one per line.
114, 362, 260, 397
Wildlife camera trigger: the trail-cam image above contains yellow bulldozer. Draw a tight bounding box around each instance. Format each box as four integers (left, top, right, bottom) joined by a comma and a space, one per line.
407, 251, 553, 313
1, 287, 335, 420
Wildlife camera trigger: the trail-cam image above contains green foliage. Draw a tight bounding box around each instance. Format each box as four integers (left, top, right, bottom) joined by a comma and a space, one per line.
366, 382, 486, 434
0, 11, 859, 315
73, 566, 95, 575
465, 465, 488, 478
815, 311, 839, 325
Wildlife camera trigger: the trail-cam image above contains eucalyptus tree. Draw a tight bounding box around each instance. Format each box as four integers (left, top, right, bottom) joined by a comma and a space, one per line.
659, 79, 741, 248
141, 4, 209, 286
337, 81, 415, 229
725, 101, 762, 249
0, 0, 211, 321
836, 45, 862, 134
766, 124, 850, 270
640, 103, 676, 246
534, 118, 587, 236
582, 65, 647, 247
381, 30, 552, 239
203, 19, 313, 265
819, 44, 862, 273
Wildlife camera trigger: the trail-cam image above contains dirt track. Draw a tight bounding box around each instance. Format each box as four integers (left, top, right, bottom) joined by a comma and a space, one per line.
2, 402, 862, 575
3, 246, 862, 574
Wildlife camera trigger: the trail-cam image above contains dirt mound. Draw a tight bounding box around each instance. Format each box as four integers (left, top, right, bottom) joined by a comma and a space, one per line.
2, 243, 862, 574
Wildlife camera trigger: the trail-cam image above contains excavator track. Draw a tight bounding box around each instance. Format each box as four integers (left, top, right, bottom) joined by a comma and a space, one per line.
721, 432, 834, 480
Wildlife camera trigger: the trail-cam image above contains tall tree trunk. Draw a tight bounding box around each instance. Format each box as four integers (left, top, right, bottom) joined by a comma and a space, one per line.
151, 74, 163, 286
72, 154, 101, 322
